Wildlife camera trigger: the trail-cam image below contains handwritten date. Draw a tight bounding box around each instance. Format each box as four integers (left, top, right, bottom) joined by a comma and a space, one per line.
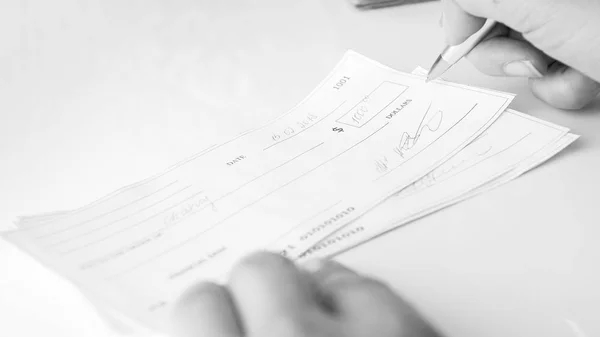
271, 113, 318, 142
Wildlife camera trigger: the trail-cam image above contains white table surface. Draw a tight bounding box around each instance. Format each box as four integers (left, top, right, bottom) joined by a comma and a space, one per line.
1, 1, 598, 337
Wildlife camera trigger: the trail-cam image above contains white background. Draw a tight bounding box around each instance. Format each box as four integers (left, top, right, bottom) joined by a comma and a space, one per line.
1, 1, 598, 336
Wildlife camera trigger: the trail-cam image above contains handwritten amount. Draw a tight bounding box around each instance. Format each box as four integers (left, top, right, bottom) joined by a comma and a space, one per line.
351, 98, 369, 125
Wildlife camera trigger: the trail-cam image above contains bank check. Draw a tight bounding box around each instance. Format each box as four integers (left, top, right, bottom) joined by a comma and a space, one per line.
2, 51, 512, 331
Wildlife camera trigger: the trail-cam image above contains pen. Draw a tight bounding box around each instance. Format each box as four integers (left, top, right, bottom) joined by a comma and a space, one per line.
426, 19, 498, 82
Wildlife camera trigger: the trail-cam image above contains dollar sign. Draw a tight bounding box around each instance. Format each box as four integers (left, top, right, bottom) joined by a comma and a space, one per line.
332, 127, 344, 133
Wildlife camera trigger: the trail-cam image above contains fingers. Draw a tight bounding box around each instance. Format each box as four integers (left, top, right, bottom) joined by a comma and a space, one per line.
441, 0, 485, 45
444, 1, 600, 109
227, 252, 320, 335
448, 0, 600, 83
451, 0, 546, 33
466, 37, 551, 78
171, 253, 327, 337
305, 258, 361, 286
170, 254, 444, 337
465, 36, 600, 108
170, 282, 243, 337
466, 35, 600, 108
530, 64, 600, 110
310, 259, 443, 337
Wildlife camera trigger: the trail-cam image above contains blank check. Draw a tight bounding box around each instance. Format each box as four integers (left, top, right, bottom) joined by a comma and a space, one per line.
2, 51, 513, 332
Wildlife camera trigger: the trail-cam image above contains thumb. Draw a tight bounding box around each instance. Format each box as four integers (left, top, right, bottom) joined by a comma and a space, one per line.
530, 63, 600, 110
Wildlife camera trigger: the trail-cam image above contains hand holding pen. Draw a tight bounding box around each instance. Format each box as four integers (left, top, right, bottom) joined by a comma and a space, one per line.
429, 0, 600, 110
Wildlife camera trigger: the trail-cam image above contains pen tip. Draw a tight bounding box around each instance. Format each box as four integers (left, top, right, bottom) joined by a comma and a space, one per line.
425, 57, 451, 83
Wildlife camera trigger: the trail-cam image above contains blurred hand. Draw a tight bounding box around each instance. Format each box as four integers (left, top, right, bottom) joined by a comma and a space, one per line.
441, 0, 600, 109
170, 252, 442, 337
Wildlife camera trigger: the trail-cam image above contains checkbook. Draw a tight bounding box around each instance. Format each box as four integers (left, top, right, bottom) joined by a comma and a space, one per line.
298, 67, 578, 261
1, 51, 575, 334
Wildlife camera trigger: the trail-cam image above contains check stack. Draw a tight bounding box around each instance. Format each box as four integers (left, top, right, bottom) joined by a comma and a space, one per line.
2, 51, 577, 335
